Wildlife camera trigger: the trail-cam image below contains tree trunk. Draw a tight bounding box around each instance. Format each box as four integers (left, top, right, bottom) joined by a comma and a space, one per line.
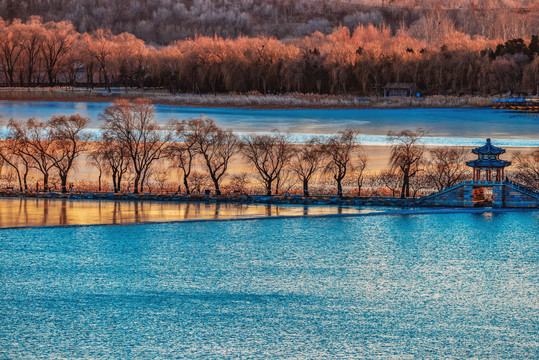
266, 179, 272, 196
337, 179, 343, 198
183, 176, 190, 195
15, 168, 22, 192
23, 169, 28, 191
212, 177, 220, 195
43, 173, 49, 191
98, 170, 102, 192
61, 174, 68, 193
303, 179, 309, 197
133, 175, 140, 194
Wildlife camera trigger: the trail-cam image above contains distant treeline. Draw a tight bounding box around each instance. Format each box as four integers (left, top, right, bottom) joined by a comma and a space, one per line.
0, 0, 537, 44
0, 17, 538, 95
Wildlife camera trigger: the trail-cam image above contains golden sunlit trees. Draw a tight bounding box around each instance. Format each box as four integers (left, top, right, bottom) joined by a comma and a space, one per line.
40, 20, 77, 86
101, 99, 173, 194
0, 19, 24, 87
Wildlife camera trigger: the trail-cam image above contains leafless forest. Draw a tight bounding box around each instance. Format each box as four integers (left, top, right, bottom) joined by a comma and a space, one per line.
1, 100, 537, 198
0, 1, 538, 95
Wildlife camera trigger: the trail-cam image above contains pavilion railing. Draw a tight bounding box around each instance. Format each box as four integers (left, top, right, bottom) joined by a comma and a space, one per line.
420, 180, 539, 201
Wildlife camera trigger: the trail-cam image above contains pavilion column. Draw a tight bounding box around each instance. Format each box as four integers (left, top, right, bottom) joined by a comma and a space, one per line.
487, 169, 491, 182
497, 169, 501, 182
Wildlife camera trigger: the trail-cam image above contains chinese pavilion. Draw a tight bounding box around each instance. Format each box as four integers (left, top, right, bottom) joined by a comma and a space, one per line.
466, 138, 511, 182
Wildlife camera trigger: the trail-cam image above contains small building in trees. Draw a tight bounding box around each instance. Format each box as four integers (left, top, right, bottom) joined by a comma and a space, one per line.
383, 83, 416, 97
466, 138, 510, 182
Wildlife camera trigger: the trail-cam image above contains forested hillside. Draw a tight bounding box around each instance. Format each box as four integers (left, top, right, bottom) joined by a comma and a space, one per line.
0, 1, 538, 96
0, 0, 537, 44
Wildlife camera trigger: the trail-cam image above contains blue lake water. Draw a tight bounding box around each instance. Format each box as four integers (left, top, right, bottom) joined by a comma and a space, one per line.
1, 211, 538, 358
0, 101, 538, 146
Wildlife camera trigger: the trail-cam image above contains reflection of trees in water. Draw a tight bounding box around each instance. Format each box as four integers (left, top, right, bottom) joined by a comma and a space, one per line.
42, 199, 50, 225
134, 201, 142, 223
184, 203, 190, 219
59, 199, 67, 225
112, 201, 121, 224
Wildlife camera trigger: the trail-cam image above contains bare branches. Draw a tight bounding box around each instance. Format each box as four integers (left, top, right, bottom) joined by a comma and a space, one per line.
101, 98, 173, 194
188, 116, 239, 195
322, 129, 361, 198
292, 137, 325, 197
387, 128, 426, 198
512, 149, 539, 188
242, 132, 292, 196
424, 147, 470, 191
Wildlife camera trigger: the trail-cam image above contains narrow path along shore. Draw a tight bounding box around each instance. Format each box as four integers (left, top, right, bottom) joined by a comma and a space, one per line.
0, 189, 478, 207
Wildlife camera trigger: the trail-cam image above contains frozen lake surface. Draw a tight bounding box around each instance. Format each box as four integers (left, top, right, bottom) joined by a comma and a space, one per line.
0, 100, 538, 146
0, 210, 538, 358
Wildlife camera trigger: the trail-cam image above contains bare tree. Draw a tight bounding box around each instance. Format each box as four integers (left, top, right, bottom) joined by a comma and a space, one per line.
322, 129, 360, 198
40, 20, 76, 86
387, 129, 426, 198
0, 140, 32, 191
169, 119, 197, 194
354, 152, 368, 196
409, 174, 430, 198
100, 99, 173, 194
189, 116, 239, 195
275, 169, 297, 195
512, 149, 539, 188
231, 173, 250, 195
47, 114, 91, 192
292, 137, 324, 197
379, 169, 401, 198
7, 119, 55, 190
424, 147, 470, 191
88, 147, 106, 191
242, 132, 292, 196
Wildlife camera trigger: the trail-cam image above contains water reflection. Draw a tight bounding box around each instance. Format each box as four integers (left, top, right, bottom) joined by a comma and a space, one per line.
0, 198, 372, 228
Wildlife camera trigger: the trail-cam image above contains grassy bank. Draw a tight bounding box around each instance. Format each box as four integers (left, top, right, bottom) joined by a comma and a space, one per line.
0, 88, 495, 109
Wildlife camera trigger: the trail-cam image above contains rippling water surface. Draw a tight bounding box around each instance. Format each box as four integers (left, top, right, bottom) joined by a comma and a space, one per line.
1, 211, 537, 358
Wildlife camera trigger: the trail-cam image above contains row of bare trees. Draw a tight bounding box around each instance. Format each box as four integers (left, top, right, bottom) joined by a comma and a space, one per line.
0, 17, 538, 94
1, 99, 537, 197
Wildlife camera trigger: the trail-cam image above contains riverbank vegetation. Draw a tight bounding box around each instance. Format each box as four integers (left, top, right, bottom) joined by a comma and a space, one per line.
0, 99, 537, 198
0, 2, 538, 97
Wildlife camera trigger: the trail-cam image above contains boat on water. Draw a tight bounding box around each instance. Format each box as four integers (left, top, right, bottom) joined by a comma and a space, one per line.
492, 98, 539, 112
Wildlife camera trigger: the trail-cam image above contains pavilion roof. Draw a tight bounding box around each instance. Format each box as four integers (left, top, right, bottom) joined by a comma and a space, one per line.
472, 138, 506, 155
466, 159, 511, 168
